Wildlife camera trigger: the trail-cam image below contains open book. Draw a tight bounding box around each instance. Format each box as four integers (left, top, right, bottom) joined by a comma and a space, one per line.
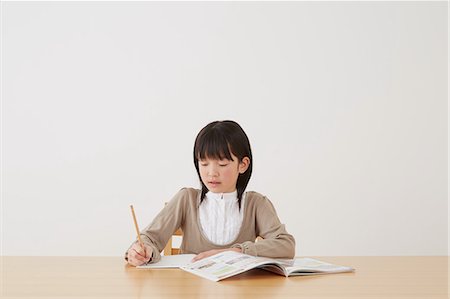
180, 251, 354, 282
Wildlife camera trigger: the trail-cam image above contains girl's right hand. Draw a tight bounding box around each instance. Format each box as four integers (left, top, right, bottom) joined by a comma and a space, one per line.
127, 242, 153, 266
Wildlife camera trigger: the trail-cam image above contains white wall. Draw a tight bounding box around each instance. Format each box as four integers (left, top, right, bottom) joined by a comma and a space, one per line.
1, 1, 447, 256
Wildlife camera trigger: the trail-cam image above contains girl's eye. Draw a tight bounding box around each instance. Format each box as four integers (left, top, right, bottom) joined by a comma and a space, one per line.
200, 164, 208, 167
219, 164, 228, 167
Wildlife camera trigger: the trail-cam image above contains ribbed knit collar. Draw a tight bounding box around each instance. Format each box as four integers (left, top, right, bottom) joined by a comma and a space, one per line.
206, 190, 238, 201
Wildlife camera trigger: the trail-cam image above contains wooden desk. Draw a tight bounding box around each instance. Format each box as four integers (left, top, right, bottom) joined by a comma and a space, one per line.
1, 256, 448, 298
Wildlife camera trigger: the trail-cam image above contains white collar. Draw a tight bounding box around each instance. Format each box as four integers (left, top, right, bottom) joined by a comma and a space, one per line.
206, 190, 238, 201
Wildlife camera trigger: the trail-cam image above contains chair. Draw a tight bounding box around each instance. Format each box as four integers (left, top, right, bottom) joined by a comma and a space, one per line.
164, 227, 182, 255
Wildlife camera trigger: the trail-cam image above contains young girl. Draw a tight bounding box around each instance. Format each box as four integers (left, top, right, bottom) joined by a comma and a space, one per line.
126, 120, 295, 266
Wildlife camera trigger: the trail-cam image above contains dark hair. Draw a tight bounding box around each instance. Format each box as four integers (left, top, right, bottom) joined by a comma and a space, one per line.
193, 120, 253, 209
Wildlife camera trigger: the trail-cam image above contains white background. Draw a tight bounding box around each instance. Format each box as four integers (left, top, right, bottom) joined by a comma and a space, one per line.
1, 1, 448, 256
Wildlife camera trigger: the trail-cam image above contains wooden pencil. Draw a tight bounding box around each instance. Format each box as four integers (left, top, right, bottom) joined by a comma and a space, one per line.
130, 205, 144, 249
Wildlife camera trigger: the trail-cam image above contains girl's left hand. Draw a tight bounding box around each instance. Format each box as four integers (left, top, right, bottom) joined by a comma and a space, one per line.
191, 247, 241, 262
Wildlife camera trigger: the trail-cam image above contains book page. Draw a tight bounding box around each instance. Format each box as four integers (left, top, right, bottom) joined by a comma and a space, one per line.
181, 251, 286, 282
285, 258, 355, 275
137, 254, 196, 269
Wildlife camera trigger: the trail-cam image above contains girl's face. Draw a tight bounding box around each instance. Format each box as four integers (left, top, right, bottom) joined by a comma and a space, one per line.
198, 153, 250, 194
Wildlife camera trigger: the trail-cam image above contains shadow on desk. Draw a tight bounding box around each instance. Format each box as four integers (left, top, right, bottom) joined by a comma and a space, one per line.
124, 263, 345, 298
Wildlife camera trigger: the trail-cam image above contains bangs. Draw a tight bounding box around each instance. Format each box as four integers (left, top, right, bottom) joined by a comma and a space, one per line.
195, 131, 234, 161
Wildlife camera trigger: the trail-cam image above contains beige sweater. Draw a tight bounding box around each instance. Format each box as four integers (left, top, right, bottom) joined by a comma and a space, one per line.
127, 188, 295, 263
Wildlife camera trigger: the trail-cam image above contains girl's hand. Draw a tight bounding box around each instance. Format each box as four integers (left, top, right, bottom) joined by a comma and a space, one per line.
192, 247, 241, 262
127, 242, 153, 266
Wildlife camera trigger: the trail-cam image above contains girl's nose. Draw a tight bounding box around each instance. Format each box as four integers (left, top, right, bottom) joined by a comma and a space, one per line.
207, 166, 219, 177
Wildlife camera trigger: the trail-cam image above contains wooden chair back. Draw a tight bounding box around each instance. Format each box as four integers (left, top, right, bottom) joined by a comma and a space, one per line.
163, 227, 182, 255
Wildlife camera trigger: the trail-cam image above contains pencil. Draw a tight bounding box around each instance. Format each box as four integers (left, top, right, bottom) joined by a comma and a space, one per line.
130, 205, 144, 249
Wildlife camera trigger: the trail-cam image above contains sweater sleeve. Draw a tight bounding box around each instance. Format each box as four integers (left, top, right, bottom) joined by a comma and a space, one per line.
124, 188, 187, 263
232, 196, 295, 259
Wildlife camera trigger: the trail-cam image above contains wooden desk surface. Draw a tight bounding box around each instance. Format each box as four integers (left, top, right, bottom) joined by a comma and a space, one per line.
1, 256, 448, 299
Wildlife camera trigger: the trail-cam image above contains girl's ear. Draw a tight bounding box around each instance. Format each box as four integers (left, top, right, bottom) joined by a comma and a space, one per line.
239, 157, 250, 174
